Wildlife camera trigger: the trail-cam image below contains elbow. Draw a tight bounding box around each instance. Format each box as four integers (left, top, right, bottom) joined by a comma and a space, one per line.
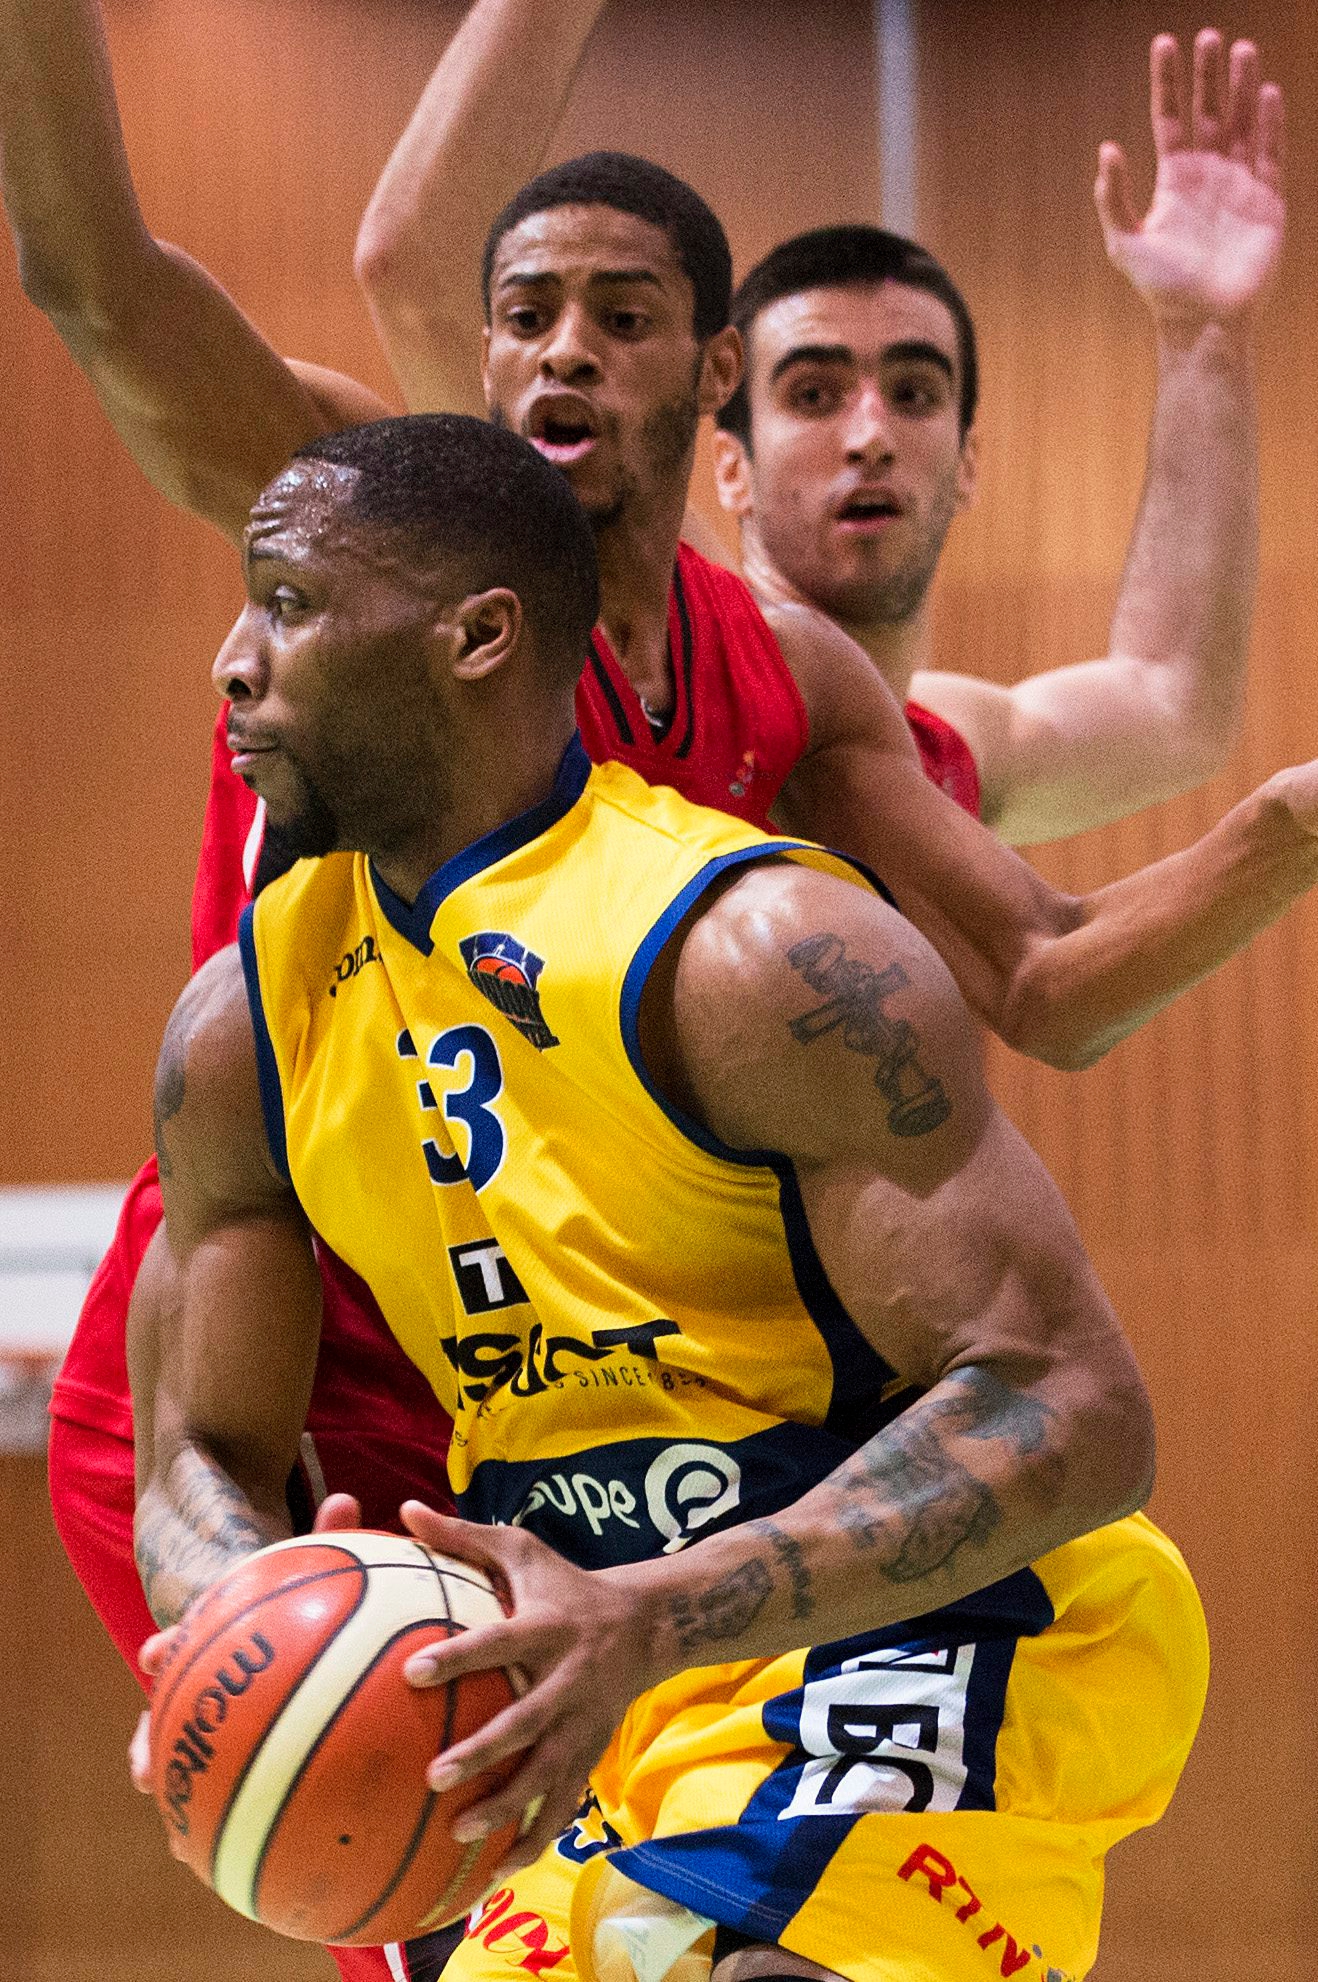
995, 933, 1115, 1074
353, 216, 420, 308
17, 230, 155, 340
1075, 1371, 1157, 1533
352, 218, 396, 299
16, 239, 90, 320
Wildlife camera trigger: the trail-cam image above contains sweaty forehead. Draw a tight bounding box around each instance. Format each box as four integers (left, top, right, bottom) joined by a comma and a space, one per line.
751, 280, 960, 378
491, 202, 688, 293
247, 460, 363, 563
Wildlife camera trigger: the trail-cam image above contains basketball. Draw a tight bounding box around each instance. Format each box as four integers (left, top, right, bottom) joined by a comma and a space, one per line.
145, 1531, 522, 1946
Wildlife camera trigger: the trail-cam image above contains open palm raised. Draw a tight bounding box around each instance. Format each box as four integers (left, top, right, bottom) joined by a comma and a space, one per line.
1095, 28, 1284, 325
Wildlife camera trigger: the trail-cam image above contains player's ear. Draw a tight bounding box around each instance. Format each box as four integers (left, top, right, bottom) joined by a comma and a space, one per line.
712, 427, 754, 520
449, 587, 523, 681
698, 325, 743, 419
956, 424, 980, 511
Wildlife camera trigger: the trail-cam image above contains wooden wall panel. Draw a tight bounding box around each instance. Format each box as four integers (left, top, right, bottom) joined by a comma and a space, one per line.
8, 1, 1318, 1977
918, 5, 1318, 1976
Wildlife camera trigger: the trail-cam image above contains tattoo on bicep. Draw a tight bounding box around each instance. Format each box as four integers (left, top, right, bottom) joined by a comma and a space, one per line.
834, 1367, 1062, 1584
786, 933, 950, 1136
668, 1556, 772, 1651
153, 998, 199, 1180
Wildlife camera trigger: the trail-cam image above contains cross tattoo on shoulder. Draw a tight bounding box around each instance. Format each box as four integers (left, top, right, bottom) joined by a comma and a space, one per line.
786, 933, 951, 1137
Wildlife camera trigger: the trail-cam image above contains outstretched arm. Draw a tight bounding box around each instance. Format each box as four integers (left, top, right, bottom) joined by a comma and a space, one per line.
390, 861, 1151, 1870
920, 30, 1283, 845
354, 0, 607, 415
127, 947, 322, 1626
0, 0, 389, 543
775, 604, 1318, 1070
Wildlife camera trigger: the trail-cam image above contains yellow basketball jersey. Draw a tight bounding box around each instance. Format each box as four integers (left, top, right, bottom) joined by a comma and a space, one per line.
242, 738, 926, 1564
241, 738, 1207, 1982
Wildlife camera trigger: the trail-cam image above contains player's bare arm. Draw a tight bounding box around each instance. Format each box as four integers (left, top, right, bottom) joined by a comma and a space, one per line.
776, 601, 1318, 1068
916, 29, 1284, 845
394, 863, 1151, 1872
355, 0, 607, 415
128, 946, 322, 1626
0, 0, 390, 543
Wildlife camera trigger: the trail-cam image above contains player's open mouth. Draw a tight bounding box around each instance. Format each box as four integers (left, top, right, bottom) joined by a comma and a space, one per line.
834, 491, 903, 531
526, 396, 600, 466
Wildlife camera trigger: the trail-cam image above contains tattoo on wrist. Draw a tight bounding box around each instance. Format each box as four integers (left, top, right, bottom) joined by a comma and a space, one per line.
668, 1557, 772, 1651
136, 1449, 275, 1625
749, 1519, 815, 1621
786, 933, 950, 1136
835, 1368, 1061, 1584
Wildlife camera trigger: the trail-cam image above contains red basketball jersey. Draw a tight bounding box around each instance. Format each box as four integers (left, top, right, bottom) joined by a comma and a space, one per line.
905, 697, 982, 818
575, 542, 808, 829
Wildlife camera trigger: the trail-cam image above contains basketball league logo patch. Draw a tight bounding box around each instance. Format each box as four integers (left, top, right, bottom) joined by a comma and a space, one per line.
458, 931, 560, 1051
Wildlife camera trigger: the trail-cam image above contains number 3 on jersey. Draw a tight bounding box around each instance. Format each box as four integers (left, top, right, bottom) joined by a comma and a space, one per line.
398, 1025, 507, 1192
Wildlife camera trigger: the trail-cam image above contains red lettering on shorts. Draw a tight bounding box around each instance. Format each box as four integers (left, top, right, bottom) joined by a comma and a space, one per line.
482, 1911, 570, 1977
468, 1890, 515, 1937
897, 1843, 958, 1901
896, 1843, 1075, 1980
953, 1878, 983, 1925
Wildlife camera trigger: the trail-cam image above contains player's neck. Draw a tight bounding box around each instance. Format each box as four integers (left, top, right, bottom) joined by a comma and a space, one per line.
739, 527, 932, 708
591, 482, 689, 713
843, 607, 933, 709
369, 715, 579, 905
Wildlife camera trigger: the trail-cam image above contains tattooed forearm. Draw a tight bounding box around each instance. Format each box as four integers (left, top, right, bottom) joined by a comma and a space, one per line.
833, 1368, 1063, 1584
750, 1518, 815, 1622
668, 1556, 773, 1651
135, 1446, 281, 1625
786, 933, 950, 1136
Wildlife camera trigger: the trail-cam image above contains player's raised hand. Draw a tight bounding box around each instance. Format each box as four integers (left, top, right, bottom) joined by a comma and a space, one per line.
1094, 29, 1284, 324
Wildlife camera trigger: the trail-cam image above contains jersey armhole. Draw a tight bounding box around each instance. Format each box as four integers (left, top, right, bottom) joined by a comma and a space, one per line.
619, 841, 889, 1162
237, 904, 292, 1186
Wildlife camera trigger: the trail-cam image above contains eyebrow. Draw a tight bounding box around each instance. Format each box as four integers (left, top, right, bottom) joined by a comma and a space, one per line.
769, 338, 956, 386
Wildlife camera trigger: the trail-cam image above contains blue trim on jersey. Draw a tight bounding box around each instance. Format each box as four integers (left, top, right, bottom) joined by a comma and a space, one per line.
770, 1157, 904, 1440
368, 734, 593, 955
619, 844, 821, 1167
957, 1632, 1018, 1811
237, 904, 291, 1184
621, 846, 924, 1426
619, 843, 897, 1167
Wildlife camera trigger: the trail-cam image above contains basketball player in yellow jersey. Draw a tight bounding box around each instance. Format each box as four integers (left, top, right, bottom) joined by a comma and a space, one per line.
133, 415, 1205, 1982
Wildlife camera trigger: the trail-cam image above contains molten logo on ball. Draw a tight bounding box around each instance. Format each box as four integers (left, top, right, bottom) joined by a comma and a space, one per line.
146, 1534, 522, 1945
161, 1632, 277, 1835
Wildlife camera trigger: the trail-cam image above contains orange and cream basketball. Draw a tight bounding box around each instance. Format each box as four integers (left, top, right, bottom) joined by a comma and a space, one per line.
146, 1531, 520, 1946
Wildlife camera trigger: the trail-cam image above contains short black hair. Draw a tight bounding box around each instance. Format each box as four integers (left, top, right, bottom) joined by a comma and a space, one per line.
293, 414, 600, 681
718, 224, 978, 444
482, 151, 733, 342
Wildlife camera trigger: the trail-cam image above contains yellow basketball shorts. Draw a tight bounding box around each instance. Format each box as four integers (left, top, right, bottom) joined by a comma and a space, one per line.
448, 1516, 1206, 1982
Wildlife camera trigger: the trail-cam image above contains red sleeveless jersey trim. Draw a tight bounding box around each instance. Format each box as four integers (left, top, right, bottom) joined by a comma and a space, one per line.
191, 703, 262, 971
575, 540, 809, 830
905, 697, 981, 818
